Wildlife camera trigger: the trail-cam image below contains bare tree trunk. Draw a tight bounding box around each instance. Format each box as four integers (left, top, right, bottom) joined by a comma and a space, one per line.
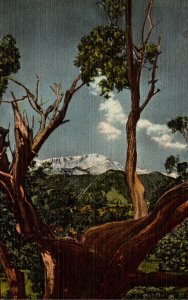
124, 0, 160, 219
126, 112, 148, 219
0, 242, 26, 299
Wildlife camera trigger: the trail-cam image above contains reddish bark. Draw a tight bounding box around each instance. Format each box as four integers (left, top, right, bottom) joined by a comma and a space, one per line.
128, 271, 188, 288
0, 242, 26, 299
0, 56, 187, 298
125, 0, 160, 219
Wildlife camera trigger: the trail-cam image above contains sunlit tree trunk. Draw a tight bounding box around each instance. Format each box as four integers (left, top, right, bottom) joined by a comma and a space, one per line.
126, 111, 148, 219
124, 0, 160, 218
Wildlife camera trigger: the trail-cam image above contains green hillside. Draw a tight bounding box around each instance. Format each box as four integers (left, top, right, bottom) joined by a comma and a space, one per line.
28, 169, 176, 235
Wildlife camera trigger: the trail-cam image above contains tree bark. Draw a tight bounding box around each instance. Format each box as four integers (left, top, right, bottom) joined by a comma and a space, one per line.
1, 168, 188, 299
128, 271, 188, 288
126, 111, 148, 219
0, 242, 26, 299
95, 182, 188, 299
124, 0, 160, 219
125, 0, 148, 219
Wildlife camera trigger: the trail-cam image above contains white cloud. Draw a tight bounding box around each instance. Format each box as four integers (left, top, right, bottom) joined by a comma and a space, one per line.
90, 74, 106, 96
90, 75, 126, 140
98, 122, 121, 140
138, 119, 186, 150
99, 97, 127, 125
90, 76, 187, 150
138, 119, 170, 136
152, 135, 187, 149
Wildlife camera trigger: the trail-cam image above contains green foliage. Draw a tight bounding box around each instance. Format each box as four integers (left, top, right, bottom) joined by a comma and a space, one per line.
145, 42, 158, 64
165, 116, 188, 181
0, 34, 20, 97
164, 155, 188, 180
75, 1, 159, 97
154, 220, 188, 273
75, 25, 128, 97
1, 165, 187, 298
177, 161, 188, 179
165, 155, 180, 174
126, 286, 187, 299
0, 192, 44, 298
140, 171, 176, 210
167, 116, 188, 138
98, 0, 125, 26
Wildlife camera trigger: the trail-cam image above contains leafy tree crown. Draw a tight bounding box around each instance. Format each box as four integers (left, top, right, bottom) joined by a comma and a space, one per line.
0, 34, 20, 97
75, 1, 159, 98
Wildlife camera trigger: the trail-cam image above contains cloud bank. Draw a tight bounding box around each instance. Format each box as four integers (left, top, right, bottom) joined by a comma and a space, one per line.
90, 77, 186, 150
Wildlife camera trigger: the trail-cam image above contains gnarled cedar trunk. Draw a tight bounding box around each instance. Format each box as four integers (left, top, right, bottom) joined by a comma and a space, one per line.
1, 143, 188, 298
0, 71, 186, 298
126, 111, 148, 219
82, 181, 188, 298
0, 242, 26, 299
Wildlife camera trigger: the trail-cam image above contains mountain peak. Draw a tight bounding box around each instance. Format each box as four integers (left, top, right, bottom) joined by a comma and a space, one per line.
35, 153, 151, 176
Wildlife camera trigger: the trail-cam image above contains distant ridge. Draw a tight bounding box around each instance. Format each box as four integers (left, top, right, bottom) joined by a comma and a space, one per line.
35, 153, 151, 176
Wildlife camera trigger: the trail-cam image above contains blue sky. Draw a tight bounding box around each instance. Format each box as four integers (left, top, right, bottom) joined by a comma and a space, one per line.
0, 0, 188, 172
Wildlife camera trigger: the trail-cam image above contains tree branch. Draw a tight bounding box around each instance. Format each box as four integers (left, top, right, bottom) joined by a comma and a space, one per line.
139, 37, 161, 113
32, 75, 83, 159
97, 1, 112, 26
128, 271, 188, 288
141, 0, 159, 45
8, 77, 44, 115
1, 95, 28, 103
10, 96, 33, 184
35, 76, 40, 102
81, 180, 188, 298
126, 0, 135, 87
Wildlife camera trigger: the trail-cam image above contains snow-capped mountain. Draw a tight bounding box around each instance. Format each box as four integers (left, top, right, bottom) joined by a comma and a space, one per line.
35, 153, 150, 176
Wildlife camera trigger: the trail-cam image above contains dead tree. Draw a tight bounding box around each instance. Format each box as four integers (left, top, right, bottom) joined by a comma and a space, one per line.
0, 73, 187, 298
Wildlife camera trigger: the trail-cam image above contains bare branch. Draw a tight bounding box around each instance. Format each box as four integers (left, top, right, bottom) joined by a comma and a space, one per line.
23, 110, 29, 128
35, 76, 40, 102
8, 77, 35, 99
97, 1, 112, 26
73, 82, 85, 94
141, 0, 159, 45
10, 96, 33, 184
32, 75, 83, 155
139, 37, 161, 113
1, 95, 28, 104
31, 115, 35, 130
70, 74, 82, 94
46, 83, 63, 119
8, 77, 44, 115
7, 123, 14, 158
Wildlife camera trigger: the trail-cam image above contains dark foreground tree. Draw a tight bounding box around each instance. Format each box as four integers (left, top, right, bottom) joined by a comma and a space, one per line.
0, 76, 187, 298
75, 0, 161, 219
0, 3, 188, 299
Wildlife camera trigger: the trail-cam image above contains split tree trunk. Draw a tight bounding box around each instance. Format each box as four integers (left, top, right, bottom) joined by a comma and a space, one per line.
0, 242, 26, 299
